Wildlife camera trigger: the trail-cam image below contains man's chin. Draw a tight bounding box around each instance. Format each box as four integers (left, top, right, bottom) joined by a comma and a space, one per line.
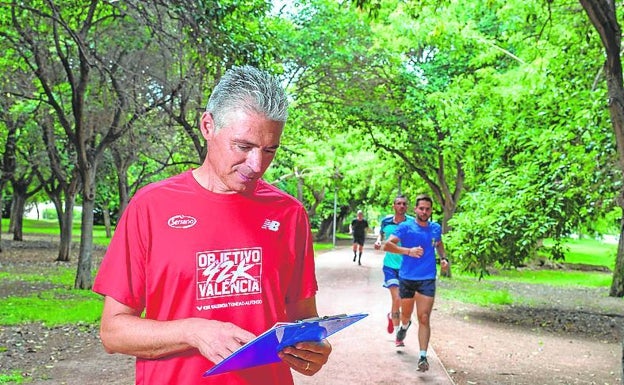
234, 180, 258, 194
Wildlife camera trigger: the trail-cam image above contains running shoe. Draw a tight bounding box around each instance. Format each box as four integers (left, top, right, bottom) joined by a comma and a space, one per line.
386, 313, 394, 334
395, 321, 411, 347
417, 356, 429, 372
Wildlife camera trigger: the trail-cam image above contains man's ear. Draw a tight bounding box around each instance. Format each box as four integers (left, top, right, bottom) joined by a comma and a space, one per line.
200, 112, 215, 140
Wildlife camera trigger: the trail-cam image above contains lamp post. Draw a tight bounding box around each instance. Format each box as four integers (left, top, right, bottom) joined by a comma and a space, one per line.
332, 186, 337, 247
331, 165, 342, 248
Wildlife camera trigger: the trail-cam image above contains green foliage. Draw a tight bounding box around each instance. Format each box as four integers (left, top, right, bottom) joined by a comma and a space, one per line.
445, 171, 576, 277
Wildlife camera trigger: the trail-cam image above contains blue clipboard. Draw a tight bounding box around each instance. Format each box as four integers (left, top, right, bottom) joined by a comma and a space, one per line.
203, 312, 368, 376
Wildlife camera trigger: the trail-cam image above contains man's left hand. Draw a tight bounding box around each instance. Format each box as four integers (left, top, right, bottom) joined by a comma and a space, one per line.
278, 339, 332, 376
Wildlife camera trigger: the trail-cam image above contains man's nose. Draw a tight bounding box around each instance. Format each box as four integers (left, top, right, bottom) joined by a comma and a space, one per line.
246, 149, 263, 173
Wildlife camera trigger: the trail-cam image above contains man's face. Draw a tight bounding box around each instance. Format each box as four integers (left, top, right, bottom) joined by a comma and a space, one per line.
393, 198, 408, 215
200, 110, 284, 194
414, 200, 432, 222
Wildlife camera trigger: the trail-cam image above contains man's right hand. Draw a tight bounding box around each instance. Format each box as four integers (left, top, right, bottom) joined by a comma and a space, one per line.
186, 319, 256, 364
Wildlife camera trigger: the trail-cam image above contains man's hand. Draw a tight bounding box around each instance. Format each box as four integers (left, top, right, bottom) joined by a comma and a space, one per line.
278, 339, 332, 376
186, 319, 256, 364
373, 240, 381, 250
406, 246, 424, 258
440, 258, 450, 276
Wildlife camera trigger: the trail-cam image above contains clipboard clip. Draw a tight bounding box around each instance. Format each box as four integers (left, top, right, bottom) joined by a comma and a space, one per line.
296, 313, 348, 323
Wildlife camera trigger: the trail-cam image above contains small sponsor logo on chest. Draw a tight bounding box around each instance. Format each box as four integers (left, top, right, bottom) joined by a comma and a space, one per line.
167, 215, 197, 229
261, 219, 280, 232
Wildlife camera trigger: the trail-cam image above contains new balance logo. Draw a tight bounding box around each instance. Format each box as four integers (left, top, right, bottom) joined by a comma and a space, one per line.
261, 219, 280, 232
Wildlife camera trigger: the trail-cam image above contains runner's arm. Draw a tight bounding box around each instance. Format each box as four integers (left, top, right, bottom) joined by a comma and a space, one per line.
382, 235, 423, 257
374, 227, 385, 249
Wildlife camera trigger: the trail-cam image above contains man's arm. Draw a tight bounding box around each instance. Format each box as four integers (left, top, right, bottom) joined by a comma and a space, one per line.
280, 296, 332, 376
374, 226, 385, 250
99, 296, 255, 364
436, 240, 450, 271
382, 234, 423, 257
435, 240, 447, 260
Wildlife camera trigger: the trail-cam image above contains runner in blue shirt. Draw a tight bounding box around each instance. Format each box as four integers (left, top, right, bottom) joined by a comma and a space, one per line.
382, 194, 449, 372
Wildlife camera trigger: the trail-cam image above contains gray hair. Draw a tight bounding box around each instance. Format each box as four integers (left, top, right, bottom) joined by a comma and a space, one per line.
206, 65, 289, 131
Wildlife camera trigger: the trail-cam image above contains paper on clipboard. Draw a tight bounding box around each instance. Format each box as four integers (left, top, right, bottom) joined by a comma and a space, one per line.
203, 312, 368, 377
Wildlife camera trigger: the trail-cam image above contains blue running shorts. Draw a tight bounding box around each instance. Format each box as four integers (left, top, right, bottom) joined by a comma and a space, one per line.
382, 265, 400, 288
399, 278, 436, 298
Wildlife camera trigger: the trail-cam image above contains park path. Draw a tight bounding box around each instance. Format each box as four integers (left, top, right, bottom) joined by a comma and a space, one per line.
294, 246, 455, 385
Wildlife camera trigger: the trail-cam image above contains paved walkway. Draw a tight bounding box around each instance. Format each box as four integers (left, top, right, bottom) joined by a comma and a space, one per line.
294, 246, 455, 385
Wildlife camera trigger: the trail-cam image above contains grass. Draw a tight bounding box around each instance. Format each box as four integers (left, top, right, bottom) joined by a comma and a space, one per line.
545, 237, 617, 269
1, 218, 111, 247
0, 265, 103, 326
0, 372, 23, 384
314, 242, 336, 252
437, 275, 515, 306
483, 237, 616, 288
440, 236, 618, 307
0, 290, 103, 326
488, 269, 612, 287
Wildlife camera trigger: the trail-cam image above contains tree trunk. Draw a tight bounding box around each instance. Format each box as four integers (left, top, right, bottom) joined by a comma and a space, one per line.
579, 0, 624, 297
0, 190, 3, 253
102, 202, 112, 238
115, 161, 130, 219
315, 207, 348, 242
316, 216, 335, 241
9, 192, 25, 241
75, 197, 95, 289
611, 207, 624, 297
1, 115, 19, 252
52, 194, 75, 262
75, 171, 97, 289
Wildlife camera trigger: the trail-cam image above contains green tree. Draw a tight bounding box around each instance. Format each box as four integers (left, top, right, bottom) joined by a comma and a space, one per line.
0, 1, 176, 288
353, 0, 624, 296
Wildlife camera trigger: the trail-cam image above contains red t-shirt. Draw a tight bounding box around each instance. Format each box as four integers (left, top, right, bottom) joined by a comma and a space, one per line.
93, 170, 318, 385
